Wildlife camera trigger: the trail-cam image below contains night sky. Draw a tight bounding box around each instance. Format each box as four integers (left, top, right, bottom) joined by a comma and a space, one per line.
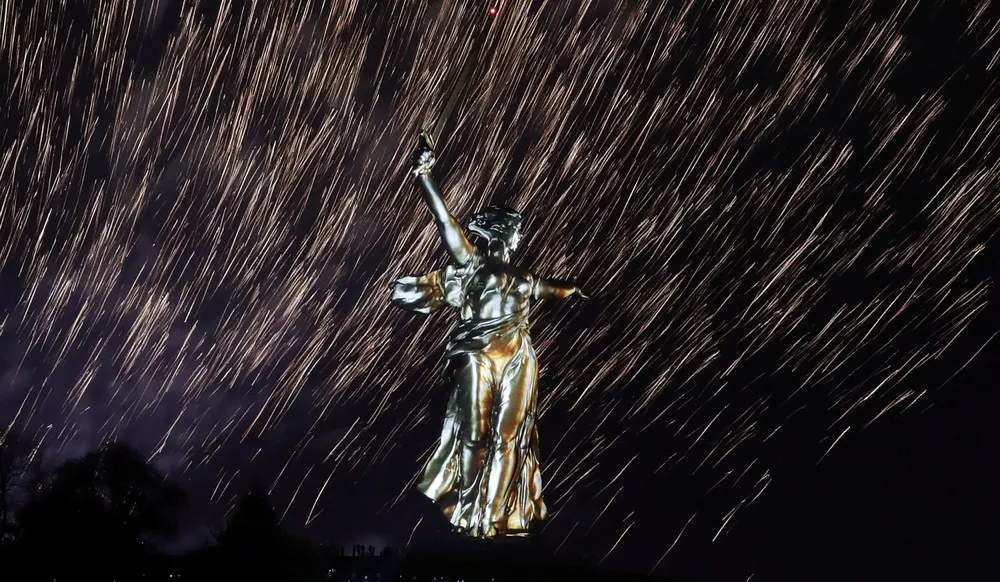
1, 1, 998, 581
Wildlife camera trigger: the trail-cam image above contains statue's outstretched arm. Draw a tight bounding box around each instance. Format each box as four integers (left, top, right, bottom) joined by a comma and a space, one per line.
533, 277, 587, 300
411, 136, 476, 266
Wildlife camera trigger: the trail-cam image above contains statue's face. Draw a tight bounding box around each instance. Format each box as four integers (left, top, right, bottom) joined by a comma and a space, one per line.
468, 207, 522, 254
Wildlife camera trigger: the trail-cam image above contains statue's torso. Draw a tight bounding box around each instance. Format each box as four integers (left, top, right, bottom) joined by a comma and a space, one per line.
459, 259, 533, 323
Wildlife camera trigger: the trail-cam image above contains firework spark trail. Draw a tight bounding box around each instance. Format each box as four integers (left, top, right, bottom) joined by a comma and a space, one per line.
1, 0, 998, 569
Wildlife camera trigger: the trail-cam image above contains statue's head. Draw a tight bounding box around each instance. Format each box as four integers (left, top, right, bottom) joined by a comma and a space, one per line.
467, 204, 522, 255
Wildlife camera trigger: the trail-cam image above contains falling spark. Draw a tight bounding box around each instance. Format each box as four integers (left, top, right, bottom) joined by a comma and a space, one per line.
650, 513, 697, 574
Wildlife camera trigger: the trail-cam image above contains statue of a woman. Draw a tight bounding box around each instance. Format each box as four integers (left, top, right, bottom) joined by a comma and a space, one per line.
391, 133, 586, 538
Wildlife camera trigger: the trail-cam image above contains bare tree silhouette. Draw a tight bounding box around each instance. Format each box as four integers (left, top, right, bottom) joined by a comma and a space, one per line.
0, 430, 37, 548
13, 441, 185, 579
212, 487, 323, 581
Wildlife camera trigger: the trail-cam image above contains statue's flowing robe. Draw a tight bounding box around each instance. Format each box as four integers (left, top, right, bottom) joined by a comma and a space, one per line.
391, 260, 547, 534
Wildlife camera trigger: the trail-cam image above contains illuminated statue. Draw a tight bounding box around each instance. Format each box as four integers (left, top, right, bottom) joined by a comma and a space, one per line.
391, 133, 586, 538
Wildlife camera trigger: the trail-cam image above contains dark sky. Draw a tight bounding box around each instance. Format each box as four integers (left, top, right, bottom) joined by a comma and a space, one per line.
1, 2, 999, 581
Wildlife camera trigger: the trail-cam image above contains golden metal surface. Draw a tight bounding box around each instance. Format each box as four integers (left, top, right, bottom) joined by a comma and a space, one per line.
391, 133, 585, 538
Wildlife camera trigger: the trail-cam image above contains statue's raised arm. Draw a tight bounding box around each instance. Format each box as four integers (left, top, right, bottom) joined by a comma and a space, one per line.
410, 132, 477, 266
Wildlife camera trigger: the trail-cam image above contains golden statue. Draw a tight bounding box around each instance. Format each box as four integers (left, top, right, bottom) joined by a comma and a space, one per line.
391, 133, 586, 538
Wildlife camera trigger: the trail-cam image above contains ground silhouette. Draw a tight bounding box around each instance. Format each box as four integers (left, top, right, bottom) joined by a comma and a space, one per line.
0, 439, 686, 581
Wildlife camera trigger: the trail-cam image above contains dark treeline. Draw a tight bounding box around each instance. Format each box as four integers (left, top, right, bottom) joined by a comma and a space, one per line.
0, 430, 396, 582
0, 430, 674, 582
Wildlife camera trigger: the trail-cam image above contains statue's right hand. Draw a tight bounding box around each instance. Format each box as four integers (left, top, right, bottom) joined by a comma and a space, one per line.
411, 133, 436, 176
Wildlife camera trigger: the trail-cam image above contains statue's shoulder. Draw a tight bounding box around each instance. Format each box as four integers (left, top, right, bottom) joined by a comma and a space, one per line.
509, 266, 537, 294
505, 263, 534, 281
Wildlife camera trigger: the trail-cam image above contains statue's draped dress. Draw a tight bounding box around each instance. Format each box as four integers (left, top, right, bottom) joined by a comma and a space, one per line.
391, 253, 547, 535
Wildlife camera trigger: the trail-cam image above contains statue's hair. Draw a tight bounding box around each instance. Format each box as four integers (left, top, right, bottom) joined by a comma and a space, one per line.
467, 204, 522, 245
